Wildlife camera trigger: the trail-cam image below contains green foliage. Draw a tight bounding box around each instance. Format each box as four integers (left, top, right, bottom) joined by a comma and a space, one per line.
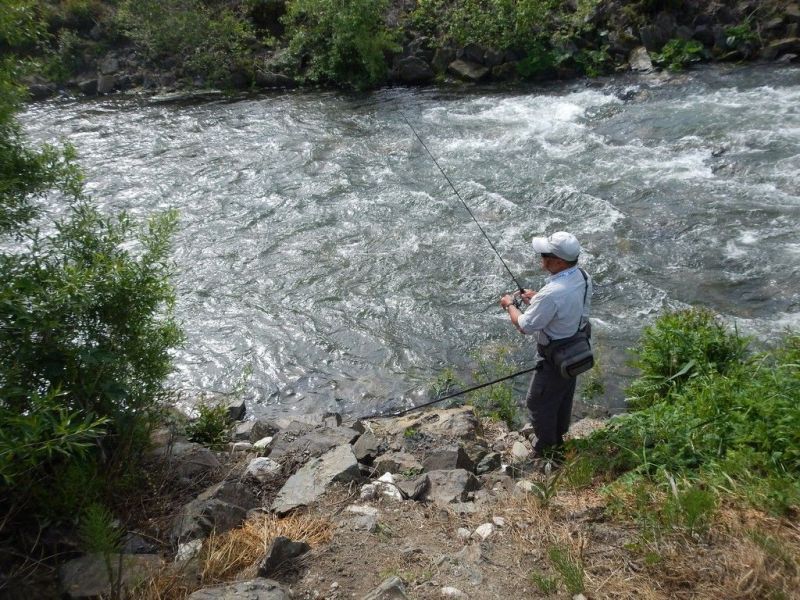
0, 1, 183, 539
525, 467, 564, 507
574, 45, 611, 77
577, 310, 799, 515
547, 543, 584, 594
282, 0, 399, 90
530, 570, 558, 595
79, 502, 122, 554
652, 38, 705, 71
117, 0, 258, 86
466, 345, 520, 429
725, 23, 759, 47
626, 308, 747, 410
186, 403, 232, 449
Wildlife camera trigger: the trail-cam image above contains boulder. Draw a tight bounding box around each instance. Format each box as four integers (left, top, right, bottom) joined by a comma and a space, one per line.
460, 43, 486, 64
448, 59, 489, 82
396, 474, 430, 501
28, 82, 57, 100
172, 480, 260, 543
78, 78, 97, 96
269, 425, 360, 462
628, 46, 653, 72
245, 457, 282, 482
258, 536, 310, 577
255, 70, 296, 88
491, 62, 518, 80
59, 553, 162, 599
639, 12, 676, 52
361, 576, 408, 600
353, 430, 381, 463
396, 56, 435, 85
271, 444, 360, 515
432, 47, 457, 73
161, 441, 220, 481
422, 445, 474, 472
188, 578, 291, 600
762, 37, 800, 60
475, 452, 502, 475
97, 74, 115, 95
424, 469, 481, 505
373, 452, 423, 475
511, 441, 530, 463
99, 56, 120, 75
483, 48, 505, 67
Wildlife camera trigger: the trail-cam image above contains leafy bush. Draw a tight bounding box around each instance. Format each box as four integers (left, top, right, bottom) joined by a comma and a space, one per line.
1, 0, 183, 539
575, 310, 800, 515
652, 38, 705, 71
187, 403, 232, 449
282, 0, 400, 90
626, 308, 747, 410
117, 0, 258, 86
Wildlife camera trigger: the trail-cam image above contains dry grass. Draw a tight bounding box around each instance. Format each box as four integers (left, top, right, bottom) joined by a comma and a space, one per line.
132, 512, 333, 600
497, 481, 800, 599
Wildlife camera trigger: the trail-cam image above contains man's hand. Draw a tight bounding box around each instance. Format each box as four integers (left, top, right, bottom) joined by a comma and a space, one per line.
500, 294, 515, 310
516, 289, 536, 305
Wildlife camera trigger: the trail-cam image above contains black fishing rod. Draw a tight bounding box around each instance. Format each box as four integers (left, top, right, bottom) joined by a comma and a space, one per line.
359, 364, 537, 420
399, 111, 525, 296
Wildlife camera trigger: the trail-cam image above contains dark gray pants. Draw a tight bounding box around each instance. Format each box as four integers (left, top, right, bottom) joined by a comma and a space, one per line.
525, 354, 576, 455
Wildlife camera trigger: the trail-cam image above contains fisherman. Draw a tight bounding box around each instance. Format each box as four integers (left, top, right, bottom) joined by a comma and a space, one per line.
499, 231, 592, 459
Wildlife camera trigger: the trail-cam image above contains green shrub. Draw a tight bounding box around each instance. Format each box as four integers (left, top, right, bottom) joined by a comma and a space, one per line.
186, 403, 232, 449
576, 311, 800, 515
117, 0, 258, 86
282, 0, 400, 90
652, 38, 705, 71
466, 345, 521, 429
626, 308, 747, 410
547, 543, 584, 594
0, 0, 184, 541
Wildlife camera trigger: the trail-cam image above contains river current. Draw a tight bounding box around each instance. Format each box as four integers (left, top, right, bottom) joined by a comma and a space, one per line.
21, 65, 800, 419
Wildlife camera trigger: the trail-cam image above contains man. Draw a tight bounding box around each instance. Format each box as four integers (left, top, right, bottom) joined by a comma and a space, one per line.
499, 231, 592, 458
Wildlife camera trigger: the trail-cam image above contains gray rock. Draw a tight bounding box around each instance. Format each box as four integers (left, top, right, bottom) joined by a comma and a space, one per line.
258, 535, 310, 577
475, 452, 502, 475
120, 532, 158, 554
787, 3, 800, 22
353, 430, 380, 462
230, 441, 253, 452
78, 79, 97, 96
628, 46, 653, 72
483, 48, 505, 67
188, 578, 291, 600
250, 418, 280, 441
97, 74, 115, 95
373, 452, 423, 475
448, 59, 489, 82
396, 56, 435, 85
269, 425, 360, 462
762, 37, 800, 60
491, 62, 517, 80
361, 576, 408, 600
424, 469, 481, 505
639, 12, 676, 52
99, 56, 120, 75
173, 498, 247, 543
59, 553, 161, 599
162, 441, 220, 481
460, 43, 486, 64
511, 441, 530, 463
422, 445, 474, 472
272, 444, 360, 515
422, 408, 481, 440
432, 47, 457, 73
28, 82, 57, 100
245, 457, 282, 482
396, 474, 429, 501
234, 420, 256, 441
172, 480, 259, 543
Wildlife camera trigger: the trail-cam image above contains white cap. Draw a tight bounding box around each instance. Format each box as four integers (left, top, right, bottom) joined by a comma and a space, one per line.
531, 231, 582, 261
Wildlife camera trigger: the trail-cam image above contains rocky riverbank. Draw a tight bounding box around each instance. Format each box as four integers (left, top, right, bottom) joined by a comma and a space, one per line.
50, 400, 799, 599
53, 404, 608, 599
23, 0, 800, 100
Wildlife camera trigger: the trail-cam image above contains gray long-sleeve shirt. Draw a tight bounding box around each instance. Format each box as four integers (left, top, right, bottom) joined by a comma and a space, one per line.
517, 266, 592, 345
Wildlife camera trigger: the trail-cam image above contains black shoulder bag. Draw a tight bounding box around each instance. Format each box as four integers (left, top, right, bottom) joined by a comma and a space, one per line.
543, 269, 594, 379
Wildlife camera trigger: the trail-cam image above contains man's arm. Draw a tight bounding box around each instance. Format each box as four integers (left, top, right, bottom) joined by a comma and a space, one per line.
500, 291, 556, 335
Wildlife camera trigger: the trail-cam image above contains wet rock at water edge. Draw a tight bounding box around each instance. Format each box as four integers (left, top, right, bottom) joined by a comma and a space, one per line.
448, 59, 489, 82
395, 56, 435, 85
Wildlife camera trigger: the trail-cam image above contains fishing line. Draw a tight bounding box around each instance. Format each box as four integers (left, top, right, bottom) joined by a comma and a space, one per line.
399, 111, 525, 295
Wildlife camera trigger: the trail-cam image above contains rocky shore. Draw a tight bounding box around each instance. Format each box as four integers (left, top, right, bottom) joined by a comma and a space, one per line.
24, 0, 800, 101
56, 403, 607, 599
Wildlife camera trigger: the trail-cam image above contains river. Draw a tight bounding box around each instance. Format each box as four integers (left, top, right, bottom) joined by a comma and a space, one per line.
21, 65, 800, 420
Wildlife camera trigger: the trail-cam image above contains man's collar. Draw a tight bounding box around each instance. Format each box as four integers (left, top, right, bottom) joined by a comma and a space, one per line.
546, 266, 578, 282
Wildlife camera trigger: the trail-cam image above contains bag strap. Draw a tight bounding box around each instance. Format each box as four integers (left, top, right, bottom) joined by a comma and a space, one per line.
574, 268, 589, 337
